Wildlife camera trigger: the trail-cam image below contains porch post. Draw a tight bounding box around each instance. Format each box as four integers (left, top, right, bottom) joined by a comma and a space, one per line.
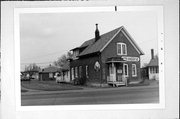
112, 62, 115, 81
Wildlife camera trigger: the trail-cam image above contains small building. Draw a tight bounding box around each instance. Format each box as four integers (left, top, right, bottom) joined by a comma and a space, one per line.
61, 62, 70, 83
39, 65, 61, 81
147, 49, 159, 80
69, 24, 144, 86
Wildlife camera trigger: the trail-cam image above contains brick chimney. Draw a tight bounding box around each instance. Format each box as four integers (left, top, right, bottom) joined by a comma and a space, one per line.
151, 49, 154, 59
95, 24, 100, 42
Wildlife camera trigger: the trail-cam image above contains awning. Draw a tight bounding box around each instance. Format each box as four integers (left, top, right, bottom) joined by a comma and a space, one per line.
106, 57, 126, 63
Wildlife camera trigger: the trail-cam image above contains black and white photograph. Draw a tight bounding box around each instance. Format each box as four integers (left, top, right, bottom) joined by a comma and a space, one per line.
1, 1, 179, 119
18, 7, 162, 106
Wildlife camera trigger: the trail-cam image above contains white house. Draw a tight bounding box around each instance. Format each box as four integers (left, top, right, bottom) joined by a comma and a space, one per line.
147, 49, 159, 80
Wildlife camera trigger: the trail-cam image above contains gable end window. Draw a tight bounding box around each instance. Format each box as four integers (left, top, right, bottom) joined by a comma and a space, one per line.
117, 43, 127, 55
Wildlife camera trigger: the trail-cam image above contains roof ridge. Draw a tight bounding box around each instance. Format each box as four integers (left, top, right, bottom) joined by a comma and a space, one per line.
78, 26, 123, 57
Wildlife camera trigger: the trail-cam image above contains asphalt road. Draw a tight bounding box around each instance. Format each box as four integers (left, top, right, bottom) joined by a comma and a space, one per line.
21, 86, 159, 106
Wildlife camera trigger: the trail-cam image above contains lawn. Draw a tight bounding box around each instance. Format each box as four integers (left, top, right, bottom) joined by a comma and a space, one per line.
21, 80, 83, 91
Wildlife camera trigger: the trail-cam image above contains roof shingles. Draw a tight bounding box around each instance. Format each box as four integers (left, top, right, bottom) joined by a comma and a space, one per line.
79, 27, 122, 56
147, 57, 159, 67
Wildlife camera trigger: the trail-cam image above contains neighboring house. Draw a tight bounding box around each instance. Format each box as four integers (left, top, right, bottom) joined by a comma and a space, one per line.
147, 49, 159, 80
69, 24, 144, 86
140, 66, 149, 80
39, 65, 61, 81
21, 70, 39, 80
61, 62, 70, 83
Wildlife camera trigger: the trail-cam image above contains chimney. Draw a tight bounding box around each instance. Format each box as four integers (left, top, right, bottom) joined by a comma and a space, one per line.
151, 49, 154, 59
95, 24, 100, 41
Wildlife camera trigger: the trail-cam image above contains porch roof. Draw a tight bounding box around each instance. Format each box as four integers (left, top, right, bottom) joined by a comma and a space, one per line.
106, 57, 126, 63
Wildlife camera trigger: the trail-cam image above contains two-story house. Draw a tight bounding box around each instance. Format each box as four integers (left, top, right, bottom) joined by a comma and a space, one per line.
69, 24, 144, 86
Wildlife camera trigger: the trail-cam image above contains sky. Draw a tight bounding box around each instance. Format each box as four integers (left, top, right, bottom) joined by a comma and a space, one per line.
20, 11, 158, 71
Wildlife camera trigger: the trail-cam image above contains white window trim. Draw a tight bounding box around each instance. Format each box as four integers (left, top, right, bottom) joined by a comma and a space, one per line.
79, 66, 82, 78
117, 42, 127, 55
75, 67, 78, 78
132, 64, 137, 77
123, 64, 128, 77
71, 68, 74, 80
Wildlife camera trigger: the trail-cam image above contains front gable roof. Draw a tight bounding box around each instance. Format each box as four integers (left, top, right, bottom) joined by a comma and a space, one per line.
147, 57, 159, 67
41, 66, 61, 73
78, 26, 144, 57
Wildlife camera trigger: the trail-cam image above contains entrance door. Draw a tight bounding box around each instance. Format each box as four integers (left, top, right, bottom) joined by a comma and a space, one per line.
109, 63, 116, 82
116, 63, 123, 82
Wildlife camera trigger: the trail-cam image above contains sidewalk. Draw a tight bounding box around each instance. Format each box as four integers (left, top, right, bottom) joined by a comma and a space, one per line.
21, 81, 159, 96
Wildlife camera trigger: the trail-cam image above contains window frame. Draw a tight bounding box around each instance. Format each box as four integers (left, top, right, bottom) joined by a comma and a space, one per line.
71, 68, 74, 80
132, 64, 137, 77
75, 67, 78, 78
85, 65, 89, 78
79, 66, 82, 78
123, 64, 128, 77
117, 42, 127, 55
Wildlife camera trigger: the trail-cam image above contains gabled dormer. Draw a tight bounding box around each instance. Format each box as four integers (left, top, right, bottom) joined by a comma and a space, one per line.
71, 47, 80, 60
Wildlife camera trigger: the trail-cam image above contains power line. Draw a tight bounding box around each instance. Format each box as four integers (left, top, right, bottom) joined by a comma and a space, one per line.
21, 49, 68, 61
21, 61, 54, 65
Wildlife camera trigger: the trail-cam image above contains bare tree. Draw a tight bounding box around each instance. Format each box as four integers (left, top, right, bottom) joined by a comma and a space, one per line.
54, 51, 73, 68
25, 63, 41, 72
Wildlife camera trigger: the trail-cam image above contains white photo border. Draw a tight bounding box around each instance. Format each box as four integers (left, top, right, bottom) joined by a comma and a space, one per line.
14, 6, 165, 111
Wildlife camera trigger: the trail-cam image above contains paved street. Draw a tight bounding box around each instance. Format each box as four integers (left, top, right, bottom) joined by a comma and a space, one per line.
21, 85, 159, 106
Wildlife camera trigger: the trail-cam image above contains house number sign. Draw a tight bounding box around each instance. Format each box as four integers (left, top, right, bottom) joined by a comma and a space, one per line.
122, 56, 139, 62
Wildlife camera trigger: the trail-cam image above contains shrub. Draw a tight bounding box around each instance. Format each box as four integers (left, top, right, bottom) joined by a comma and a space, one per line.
73, 77, 86, 85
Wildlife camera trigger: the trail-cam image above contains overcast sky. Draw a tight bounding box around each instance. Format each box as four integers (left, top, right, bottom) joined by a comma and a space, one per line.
20, 11, 158, 71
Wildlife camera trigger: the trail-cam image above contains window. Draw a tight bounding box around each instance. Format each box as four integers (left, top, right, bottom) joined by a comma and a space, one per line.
132, 64, 137, 77
123, 64, 128, 77
79, 66, 82, 78
71, 68, 74, 80
73, 50, 79, 59
49, 73, 53, 78
86, 65, 89, 78
117, 43, 127, 55
75, 67, 78, 78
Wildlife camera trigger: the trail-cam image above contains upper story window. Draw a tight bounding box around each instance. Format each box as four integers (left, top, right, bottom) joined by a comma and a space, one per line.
72, 50, 79, 59
117, 43, 127, 55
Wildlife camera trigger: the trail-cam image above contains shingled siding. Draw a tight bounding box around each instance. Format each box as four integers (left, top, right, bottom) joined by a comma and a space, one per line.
70, 54, 102, 84
101, 30, 141, 81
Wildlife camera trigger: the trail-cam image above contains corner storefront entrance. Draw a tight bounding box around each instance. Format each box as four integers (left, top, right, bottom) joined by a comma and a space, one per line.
106, 57, 128, 87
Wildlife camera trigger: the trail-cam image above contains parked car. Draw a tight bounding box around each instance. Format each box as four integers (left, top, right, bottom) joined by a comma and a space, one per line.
21, 75, 30, 81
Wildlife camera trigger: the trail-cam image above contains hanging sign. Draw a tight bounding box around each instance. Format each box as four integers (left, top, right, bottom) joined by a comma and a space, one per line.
122, 56, 139, 62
